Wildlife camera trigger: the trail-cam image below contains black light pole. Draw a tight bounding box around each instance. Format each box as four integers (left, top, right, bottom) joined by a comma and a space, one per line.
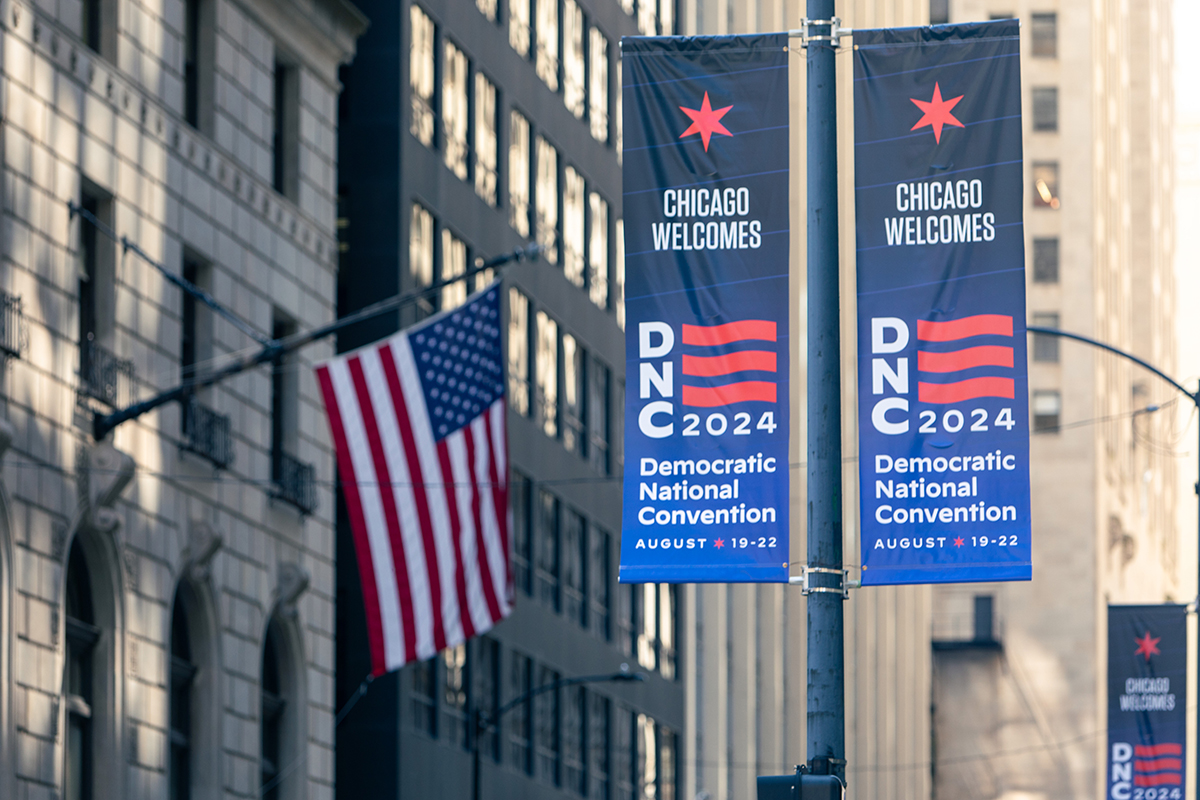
471, 667, 645, 800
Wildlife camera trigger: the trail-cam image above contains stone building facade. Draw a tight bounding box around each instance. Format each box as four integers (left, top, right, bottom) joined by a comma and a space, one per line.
0, 0, 364, 797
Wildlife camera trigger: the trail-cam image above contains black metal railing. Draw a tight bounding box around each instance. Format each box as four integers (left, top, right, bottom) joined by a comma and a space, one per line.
181, 396, 234, 469
272, 449, 316, 515
79, 339, 134, 407
0, 292, 24, 358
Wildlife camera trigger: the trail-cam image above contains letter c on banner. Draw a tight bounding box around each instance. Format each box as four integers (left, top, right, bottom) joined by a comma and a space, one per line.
872, 397, 909, 435
639, 401, 674, 438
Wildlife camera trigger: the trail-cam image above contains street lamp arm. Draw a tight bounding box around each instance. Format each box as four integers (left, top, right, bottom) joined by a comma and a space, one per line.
479, 670, 645, 734
1026, 326, 1197, 404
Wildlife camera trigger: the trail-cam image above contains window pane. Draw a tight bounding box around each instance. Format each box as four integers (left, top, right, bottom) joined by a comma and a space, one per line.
563, 509, 586, 626
1032, 86, 1058, 132
510, 653, 533, 773
589, 694, 611, 799
615, 706, 634, 800
589, 527, 611, 639
510, 112, 531, 236
616, 62, 623, 165
638, 584, 657, 670
508, 288, 532, 417
440, 229, 468, 310
536, 666, 562, 785
443, 42, 469, 178
658, 727, 676, 800
1031, 13, 1056, 58
537, 490, 561, 610
443, 644, 469, 749
564, 0, 585, 118
637, 0, 657, 35
620, 0, 634, 16
475, 74, 498, 205
1032, 162, 1059, 208
410, 6, 436, 146
511, 471, 533, 594
615, 218, 625, 329
410, 204, 435, 318
636, 714, 657, 800
659, 0, 673, 35
477, 0, 497, 21
564, 168, 586, 287
588, 358, 610, 474
1033, 389, 1061, 432
475, 637, 501, 760
412, 658, 438, 736
1032, 312, 1060, 362
1033, 237, 1059, 283
510, 0, 530, 56
536, 311, 559, 437
658, 585, 675, 680
536, 137, 559, 264
929, 0, 949, 24
562, 333, 585, 456
536, 0, 559, 90
589, 193, 609, 309
617, 583, 635, 657
564, 686, 586, 794
589, 30, 609, 142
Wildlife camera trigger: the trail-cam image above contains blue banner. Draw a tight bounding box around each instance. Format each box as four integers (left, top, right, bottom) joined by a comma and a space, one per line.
620, 35, 790, 583
1107, 605, 1188, 800
853, 21, 1031, 585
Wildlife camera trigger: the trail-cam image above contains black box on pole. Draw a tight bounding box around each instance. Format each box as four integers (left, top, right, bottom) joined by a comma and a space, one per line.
756, 773, 843, 800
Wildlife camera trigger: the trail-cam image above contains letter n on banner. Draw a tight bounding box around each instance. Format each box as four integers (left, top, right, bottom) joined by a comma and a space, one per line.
619, 34, 789, 584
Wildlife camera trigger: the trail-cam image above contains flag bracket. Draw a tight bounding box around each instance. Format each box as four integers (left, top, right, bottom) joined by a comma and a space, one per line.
790, 17, 851, 48
790, 565, 857, 598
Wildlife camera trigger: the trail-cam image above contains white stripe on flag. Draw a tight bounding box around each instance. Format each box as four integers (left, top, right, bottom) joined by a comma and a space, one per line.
471, 411, 510, 615
328, 359, 406, 667
358, 347, 437, 662
446, 431, 493, 634
392, 337, 467, 646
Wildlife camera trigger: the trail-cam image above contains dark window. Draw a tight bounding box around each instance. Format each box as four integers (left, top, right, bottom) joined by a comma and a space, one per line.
929, 0, 949, 24
536, 666, 561, 785
510, 653, 534, 774
183, 0, 201, 126
1031, 13, 1057, 58
260, 623, 286, 800
1032, 389, 1061, 433
589, 528, 611, 640
537, 490, 561, 611
589, 694, 611, 800
617, 583, 635, 658
170, 596, 197, 800
65, 539, 99, 800
411, 658, 437, 736
272, 60, 298, 197
563, 509, 586, 626
1032, 87, 1058, 132
1033, 238, 1059, 283
658, 726, 676, 800
973, 595, 995, 642
81, 0, 102, 52
1032, 162, 1059, 208
443, 644, 469, 748
180, 260, 198, 383
588, 359, 610, 474
78, 193, 99, 358
474, 637, 501, 761
1032, 312, 1060, 362
512, 471, 533, 595
563, 686, 586, 795
613, 706, 634, 800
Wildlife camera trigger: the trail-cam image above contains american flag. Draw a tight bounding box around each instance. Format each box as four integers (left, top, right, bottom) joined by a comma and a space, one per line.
315, 283, 511, 675
681, 319, 778, 406
916, 313, 1015, 404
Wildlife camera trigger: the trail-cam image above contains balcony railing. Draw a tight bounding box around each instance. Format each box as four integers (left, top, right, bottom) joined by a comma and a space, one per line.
79, 339, 134, 407
181, 396, 234, 469
0, 292, 25, 358
272, 449, 316, 515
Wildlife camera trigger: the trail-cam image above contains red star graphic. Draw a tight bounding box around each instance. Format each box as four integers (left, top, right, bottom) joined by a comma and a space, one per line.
678, 92, 733, 151
1134, 631, 1161, 661
953, 537, 964, 548
714, 538, 725, 549
910, 82, 965, 143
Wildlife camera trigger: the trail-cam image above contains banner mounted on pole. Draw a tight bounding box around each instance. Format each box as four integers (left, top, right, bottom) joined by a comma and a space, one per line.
852, 20, 1031, 585
1107, 605, 1187, 800
620, 34, 790, 583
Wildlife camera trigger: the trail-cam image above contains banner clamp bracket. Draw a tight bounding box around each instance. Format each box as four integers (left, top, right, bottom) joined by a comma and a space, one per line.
790, 566, 856, 598
789, 18, 851, 48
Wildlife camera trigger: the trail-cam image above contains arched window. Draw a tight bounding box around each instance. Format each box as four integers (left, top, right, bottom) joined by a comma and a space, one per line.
170, 595, 197, 800
260, 620, 286, 800
65, 539, 100, 800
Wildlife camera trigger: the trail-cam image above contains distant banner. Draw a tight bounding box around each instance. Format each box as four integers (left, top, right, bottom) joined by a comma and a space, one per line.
1107, 605, 1187, 800
620, 34, 789, 583
853, 21, 1031, 585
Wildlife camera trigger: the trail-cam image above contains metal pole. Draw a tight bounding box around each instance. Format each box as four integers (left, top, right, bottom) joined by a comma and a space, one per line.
805, 2, 846, 782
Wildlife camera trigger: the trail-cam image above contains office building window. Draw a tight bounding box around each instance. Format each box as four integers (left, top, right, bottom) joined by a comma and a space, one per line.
508, 288, 532, 416
1033, 238, 1059, 283
441, 228, 468, 310
475, 74, 498, 205
974, 595, 996, 642
443, 644, 469, 749
658, 727, 676, 800
477, 0, 497, 22
536, 0, 559, 91
616, 63, 623, 164
180, 256, 209, 385
563, 0, 585, 118
410, 204, 436, 317
537, 489, 561, 610
475, 637, 501, 761
510, 112, 532, 236
411, 6, 436, 147
170, 592, 198, 800
589, 193, 609, 309
78, 187, 123, 405
589, 29, 609, 142
661, 0, 674, 34
1032, 87, 1058, 132
658, 585, 676, 680
617, 582, 635, 657
1031, 13, 1056, 58
536, 137, 560, 264
270, 312, 304, 505
81, 0, 113, 55
536, 311, 559, 437
65, 539, 100, 800
563, 509, 586, 626
510, 652, 534, 773
637, 584, 657, 671
614, 706, 635, 800
929, 0, 949, 24
412, 657, 438, 736
588, 358, 610, 474
562, 333, 585, 456
564, 686, 586, 795
563, 167, 586, 287
443, 42, 469, 179
183, 0, 213, 131
271, 58, 299, 198
636, 715, 657, 800
1033, 389, 1061, 433
620, 0, 634, 16
1033, 162, 1059, 208
589, 694, 611, 799
260, 619, 293, 800
510, 0, 531, 57
589, 527, 611, 640
637, 0, 657, 34
536, 666, 562, 785
511, 471, 533, 594
1032, 312, 1060, 362
615, 218, 625, 329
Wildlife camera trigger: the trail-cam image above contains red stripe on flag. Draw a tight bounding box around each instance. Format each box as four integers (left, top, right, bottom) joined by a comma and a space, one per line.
1135, 744, 1184, 757
437, 439, 476, 641
1135, 759, 1183, 772
682, 320, 777, 346
682, 381, 777, 407
916, 314, 1013, 341
347, 356, 417, 666
464, 425, 502, 622
917, 345, 1014, 373
315, 366, 388, 677
683, 350, 777, 376
918, 377, 1015, 404
1134, 775, 1183, 787
484, 405, 511, 591
378, 343, 448, 654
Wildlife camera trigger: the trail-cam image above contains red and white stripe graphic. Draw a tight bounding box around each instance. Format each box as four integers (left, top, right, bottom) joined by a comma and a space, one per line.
916, 313, 1015, 404
681, 319, 778, 406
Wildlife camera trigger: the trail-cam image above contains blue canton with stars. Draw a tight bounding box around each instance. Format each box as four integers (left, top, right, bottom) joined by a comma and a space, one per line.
409, 285, 505, 442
